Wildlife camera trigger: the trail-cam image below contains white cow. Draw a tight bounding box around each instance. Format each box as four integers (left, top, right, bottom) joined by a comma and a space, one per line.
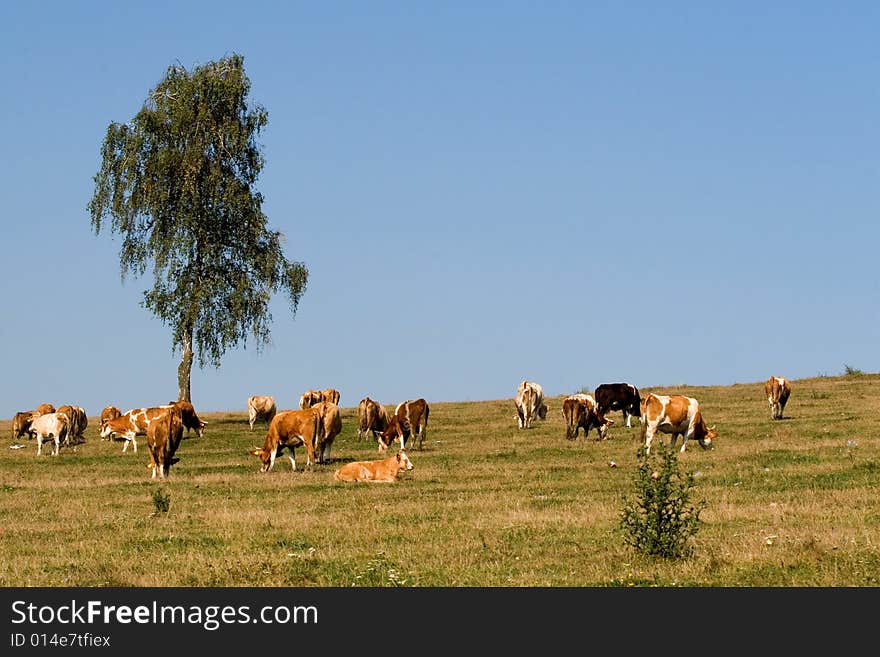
515, 380, 548, 429
247, 395, 277, 431
29, 411, 70, 456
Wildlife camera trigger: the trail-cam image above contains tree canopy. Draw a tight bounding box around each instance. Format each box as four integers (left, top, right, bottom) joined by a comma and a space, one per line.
88, 54, 308, 401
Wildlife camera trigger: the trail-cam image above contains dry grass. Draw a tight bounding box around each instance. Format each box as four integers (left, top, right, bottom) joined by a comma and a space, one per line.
1, 374, 879, 586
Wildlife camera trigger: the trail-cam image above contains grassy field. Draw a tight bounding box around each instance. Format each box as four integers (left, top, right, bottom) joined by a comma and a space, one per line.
1, 374, 879, 587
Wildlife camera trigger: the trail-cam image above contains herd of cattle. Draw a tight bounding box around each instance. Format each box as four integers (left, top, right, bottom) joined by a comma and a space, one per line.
8, 376, 793, 481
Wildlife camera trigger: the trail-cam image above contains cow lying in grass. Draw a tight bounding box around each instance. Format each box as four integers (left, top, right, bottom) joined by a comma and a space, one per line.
333, 450, 414, 483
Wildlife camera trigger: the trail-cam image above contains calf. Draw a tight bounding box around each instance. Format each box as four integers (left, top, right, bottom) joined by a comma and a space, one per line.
12, 411, 36, 442
29, 411, 70, 456
640, 393, 717, 454
357, 397, 390, 441
334, 449, 414, 483
764, 376, 791, 420
250, 408, 320, 472
167, 400, 207, 437
594, 383, 641, 428
562, 394, 614, 441
515, 380, 548, 429
247, 395, 277, 431
146, 406, 184, 479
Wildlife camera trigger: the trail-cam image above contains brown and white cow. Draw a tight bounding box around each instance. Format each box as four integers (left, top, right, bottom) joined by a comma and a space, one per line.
377, 398, 430, 451
299, 388, 340, 409
247, 395, 277, 431
594, 383, 641, 428
146, 406, 184, 480
764, 376, 791, 420
515, 380, 548, 429
334, 449, 414, 483
357, 397, 391, 441
100, 405, 122, 427
166, 400, 207, 437
640, 393, 717, 454
250, 408, 320, 472
56, 405, 88, 445
35, 403, 55, 415
100, 406, 169, 453
311, 401, 342, 464
562, 394, 614, 441
29, 411, 70, 456
12, 411, 36, 442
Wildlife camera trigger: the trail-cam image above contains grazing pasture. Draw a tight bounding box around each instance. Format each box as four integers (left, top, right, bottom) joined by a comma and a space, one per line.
1, 374, 879, 586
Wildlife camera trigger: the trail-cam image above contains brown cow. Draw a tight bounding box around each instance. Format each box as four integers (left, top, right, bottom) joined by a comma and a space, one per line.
146, 406, 184, 480
311, 401, 342, 465
35, 403, 55, 415
515, 380, 548, 429
247, 395, 277, 431
12, 411, 36, 442
356, 397, 390, 441
640, 393, 717, 454
764, 376, 791, 420
377, 399, 430, 451
56, 405, 88, 445
561, 394, 614, 441
299, 388, 340, 408
250, 408, 320, 472
334, 449, 414, 483
100, 405, 122, 427
166, 400, 207, 437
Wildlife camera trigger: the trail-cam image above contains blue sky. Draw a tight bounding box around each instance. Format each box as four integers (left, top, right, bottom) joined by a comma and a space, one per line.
1, 1, 877, 419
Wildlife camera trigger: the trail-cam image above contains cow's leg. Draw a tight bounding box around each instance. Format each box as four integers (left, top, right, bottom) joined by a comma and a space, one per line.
53, 436, 60, 456
37, 437, 43, 456
644, 425, 655, 454
625, 412, 632, 428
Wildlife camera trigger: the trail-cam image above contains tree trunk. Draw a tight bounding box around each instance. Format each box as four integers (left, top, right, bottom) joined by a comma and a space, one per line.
177, 326, 194, 402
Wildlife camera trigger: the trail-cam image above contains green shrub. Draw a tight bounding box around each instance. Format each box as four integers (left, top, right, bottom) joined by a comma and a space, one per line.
151, 487, 171, 515
619, 445, 704, 559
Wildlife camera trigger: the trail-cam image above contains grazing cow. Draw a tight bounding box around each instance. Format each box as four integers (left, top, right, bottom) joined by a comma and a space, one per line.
35, 403, 55, 415
166, 400, 207, 437
640, 393, 717, 454
378, 398, 430, 451
56, 405, 88, 445
764, 376, 791, 420
146, 406, 184, 480
562, 394, 614, 441
334, 449, 414, 483
29, 411, 70, 456
12, 411, 36, 442
100, 405, 122, 428
100, 406, 169, 453
247, 395, 277, 431
515, 380, 548, 429
594, 383, 641, 428
250, 408, 320, 472
357, 397, 390, 441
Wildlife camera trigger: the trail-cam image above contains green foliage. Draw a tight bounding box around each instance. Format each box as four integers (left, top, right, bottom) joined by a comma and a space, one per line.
619, 445, 704, 559
151, 487, 171, 515
843, 364, 864, 376
88, 54, 308, 394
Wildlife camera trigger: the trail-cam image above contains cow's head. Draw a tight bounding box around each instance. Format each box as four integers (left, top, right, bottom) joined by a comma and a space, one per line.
700, 426, 717, 450
397, 450, 414, 471
597, 416, 615, 440
99, 420, 115, 439
537, 402, 548, 420
251, 447, 272, 472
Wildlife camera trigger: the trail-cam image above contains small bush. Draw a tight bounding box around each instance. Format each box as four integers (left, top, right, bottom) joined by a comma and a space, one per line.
619, 445, 704, 559
151, 488, 171, 515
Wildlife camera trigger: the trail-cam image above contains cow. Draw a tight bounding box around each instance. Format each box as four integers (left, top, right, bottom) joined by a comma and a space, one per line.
594, 383, 641, 428
311, 401, 342, 464
247, 395, 277, 431
764, 376, 791, 420
562, 394, 614, 441
357, 397, 390, 441
515, 380, 548, 429
35, 403, 55, 415
100, 406, 169, 453
250, 408, 320, 473
145, 406, 184, 480
321, 388, 340, 405
11, 411, 36, 442
378, 398, 430, 451
56, 405, 87, 445
299, 390, 323, 409
29, 411, 70, 457
334, 449, 414, 483
640, 393, 717, 454
100, 405, 122, 428
166, 400, 207, 437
